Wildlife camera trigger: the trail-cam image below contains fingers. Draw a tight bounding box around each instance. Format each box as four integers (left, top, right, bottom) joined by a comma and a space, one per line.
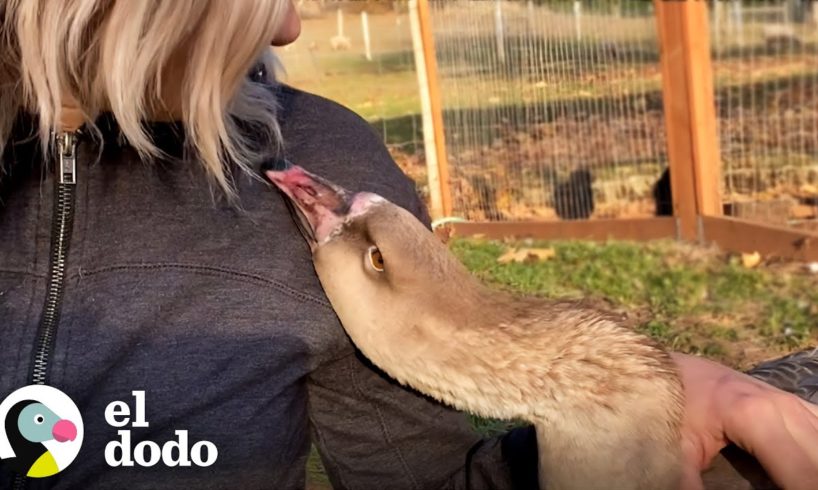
674, 353, 818, 489
798, 400, 818, 432
680, 436, 705, 490
725, 397, 818, 490
798, 397, 818, 419
680, 463, 705, 490
781, 400, 818, 469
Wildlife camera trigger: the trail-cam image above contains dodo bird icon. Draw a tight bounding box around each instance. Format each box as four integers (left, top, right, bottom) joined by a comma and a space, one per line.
3, 400, 77, 477
0, 386, 83, 479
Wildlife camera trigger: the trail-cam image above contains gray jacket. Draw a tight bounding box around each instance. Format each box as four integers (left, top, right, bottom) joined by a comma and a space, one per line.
0, 85, 537, 490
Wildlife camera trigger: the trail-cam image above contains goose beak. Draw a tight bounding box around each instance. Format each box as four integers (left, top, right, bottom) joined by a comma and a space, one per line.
264, 160, 354, 247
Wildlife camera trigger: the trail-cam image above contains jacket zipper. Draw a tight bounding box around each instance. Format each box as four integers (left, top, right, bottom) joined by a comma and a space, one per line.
13, 132, 78, 490
13, 131, 79, 490
29, 131, 78, 385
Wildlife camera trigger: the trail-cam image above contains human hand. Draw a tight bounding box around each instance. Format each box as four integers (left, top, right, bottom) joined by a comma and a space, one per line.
672, 352, 818, 490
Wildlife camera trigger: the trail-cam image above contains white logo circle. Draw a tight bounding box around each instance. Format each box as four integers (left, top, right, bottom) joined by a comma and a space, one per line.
0, 385, 84, 478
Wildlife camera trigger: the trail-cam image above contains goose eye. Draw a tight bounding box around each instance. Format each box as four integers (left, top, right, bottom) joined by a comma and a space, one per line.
368, 246, 385, 272
33, 414, 45, 425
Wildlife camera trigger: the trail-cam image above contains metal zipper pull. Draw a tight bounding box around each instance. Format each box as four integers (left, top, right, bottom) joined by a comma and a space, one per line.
57, 131, 77, 185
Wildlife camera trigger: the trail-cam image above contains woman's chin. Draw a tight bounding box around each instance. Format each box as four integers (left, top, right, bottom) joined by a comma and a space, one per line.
271, 25, 300, 46
271, 4, 301, 46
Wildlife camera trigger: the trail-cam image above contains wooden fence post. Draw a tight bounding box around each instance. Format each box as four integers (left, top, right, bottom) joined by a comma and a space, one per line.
337, 8, 344, 37
573, 1, 582, 41
654, 0, 723, 241
361, 11, 372, 61
410, 0, 453, 220
494, 0, 506, 64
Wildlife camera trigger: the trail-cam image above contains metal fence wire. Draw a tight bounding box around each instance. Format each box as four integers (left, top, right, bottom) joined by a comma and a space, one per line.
430, 0, 668, 222
711, 0, 818, 231
429, 0, 818, 228
276, 1, 818, 231
275, 2, 431, 200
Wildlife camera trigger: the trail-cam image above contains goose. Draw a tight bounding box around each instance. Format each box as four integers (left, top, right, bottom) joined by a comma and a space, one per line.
264, 161, 817, 490
265, 162, 684, 490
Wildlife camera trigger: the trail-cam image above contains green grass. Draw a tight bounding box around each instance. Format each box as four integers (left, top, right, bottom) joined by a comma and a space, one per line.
306, 446, 331, 490
450, 238, 818, 362
284, 69, 421, 121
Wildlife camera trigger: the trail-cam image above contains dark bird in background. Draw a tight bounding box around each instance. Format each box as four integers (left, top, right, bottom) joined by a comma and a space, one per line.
468, 174, 504, 221
653, 168, 673, 216
554, 168, 595, 220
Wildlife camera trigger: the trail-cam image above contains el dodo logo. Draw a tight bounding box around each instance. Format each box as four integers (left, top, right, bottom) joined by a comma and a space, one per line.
0, 385, 83, 478
104, 391, 217, 468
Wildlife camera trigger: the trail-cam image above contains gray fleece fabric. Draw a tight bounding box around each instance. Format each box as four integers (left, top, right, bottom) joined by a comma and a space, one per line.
0, 85, 538, 490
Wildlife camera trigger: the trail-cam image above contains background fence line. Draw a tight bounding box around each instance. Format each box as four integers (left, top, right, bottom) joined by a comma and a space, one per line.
276, 0, 818, 260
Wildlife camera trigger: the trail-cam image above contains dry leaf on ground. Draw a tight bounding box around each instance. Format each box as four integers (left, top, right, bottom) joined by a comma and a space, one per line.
741, 251, 762, 269
498, 247, 556, 264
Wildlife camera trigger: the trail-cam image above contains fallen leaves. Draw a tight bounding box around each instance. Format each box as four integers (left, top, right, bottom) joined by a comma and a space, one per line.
497, 247, 556, 264
741, 251, 762, 269
800, 183, 818, 195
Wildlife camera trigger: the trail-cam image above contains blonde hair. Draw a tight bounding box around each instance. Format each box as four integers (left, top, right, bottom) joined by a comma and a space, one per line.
0, 0, 288, 195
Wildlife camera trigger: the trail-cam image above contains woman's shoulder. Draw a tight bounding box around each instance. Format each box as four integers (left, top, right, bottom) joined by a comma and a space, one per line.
270, 85, 427, 222
273, 84, 391, 176
274, 84, 378, 144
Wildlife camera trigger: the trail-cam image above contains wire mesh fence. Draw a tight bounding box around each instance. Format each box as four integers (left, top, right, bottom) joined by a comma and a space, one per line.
275, 0, 818, 233
710, 0, 818, 231
430, 0, 669, 222
273, 1, 428, 196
